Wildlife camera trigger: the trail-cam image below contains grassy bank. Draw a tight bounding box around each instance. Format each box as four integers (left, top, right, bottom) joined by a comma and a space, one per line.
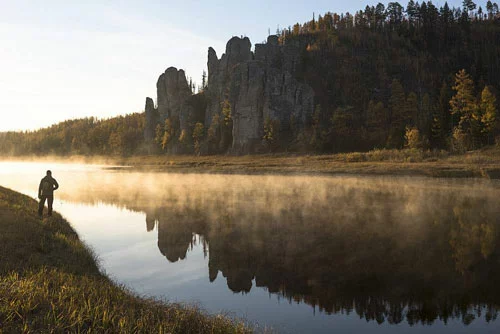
0, 186, 251, 333
2, 146, 500, 179
115, 147, 500, 179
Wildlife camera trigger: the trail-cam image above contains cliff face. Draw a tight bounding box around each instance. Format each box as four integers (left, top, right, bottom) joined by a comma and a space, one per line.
156, 67, 192, 130
144, 36, 315, 154
144, 97, 158, 143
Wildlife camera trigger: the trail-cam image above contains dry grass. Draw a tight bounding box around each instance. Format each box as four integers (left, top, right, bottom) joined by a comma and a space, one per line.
0, 186, 251, 333
113, 147, 500, 179
2, 146, 500, 179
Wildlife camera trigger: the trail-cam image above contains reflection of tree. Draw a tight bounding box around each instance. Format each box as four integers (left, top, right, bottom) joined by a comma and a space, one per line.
141, 188, 500, 326
57, 173, 500, 326
449, 197, 497, 273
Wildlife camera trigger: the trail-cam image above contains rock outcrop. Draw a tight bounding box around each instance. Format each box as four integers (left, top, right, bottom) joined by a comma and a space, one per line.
156, 67, 192, 127
145, 35, 315, 154
144, 97, 158, 142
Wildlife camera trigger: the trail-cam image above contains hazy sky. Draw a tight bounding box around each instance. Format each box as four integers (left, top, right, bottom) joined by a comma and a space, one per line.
1, 0, 464, 131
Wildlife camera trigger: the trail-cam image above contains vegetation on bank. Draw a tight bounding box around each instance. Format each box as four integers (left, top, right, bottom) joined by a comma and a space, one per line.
0, 186, 251, 333
111, 146, 500, 179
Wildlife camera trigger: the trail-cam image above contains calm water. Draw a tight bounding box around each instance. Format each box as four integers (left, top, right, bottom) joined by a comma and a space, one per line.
1, 161, 500, 333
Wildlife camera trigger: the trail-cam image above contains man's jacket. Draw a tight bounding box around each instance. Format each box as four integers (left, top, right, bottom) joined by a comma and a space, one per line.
39, 176, 59, 197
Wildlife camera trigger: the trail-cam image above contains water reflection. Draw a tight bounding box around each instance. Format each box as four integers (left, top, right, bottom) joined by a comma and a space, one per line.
1, 162, 499, 328
58, 172, 500, 326
141, 187, 500, 326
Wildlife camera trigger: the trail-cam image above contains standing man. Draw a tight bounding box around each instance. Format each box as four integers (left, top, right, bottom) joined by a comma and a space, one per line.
38, 170, 59, 217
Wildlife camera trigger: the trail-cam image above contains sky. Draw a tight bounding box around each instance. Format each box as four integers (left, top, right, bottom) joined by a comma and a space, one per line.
0, 0, 465, 132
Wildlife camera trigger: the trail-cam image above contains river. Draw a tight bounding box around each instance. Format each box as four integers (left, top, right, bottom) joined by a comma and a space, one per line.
1, 160, 500, 333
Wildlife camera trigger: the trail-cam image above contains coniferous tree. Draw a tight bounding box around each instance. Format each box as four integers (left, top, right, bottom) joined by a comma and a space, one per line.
387, 79, 407, 148
420, 93, 433, 138
431, 112, 445, 148
406, 0, 418, 23
486, 1, 494, 18
406, 92, 419, 126
438, 81, 453, 134
201, 71, 207, 91
450, 69, 479, 149
450, 70, 476, 130
480, 86, 498, 144
463, 0, 477, 17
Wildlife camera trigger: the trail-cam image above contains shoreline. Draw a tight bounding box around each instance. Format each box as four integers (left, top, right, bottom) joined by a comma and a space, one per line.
0, 186, 250, 333
2, 147, 500, 179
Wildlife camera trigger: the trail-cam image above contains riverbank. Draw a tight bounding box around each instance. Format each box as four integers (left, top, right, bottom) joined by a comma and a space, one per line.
116, 147, 500, 179
2, 147, 500, 179
0, 186, 250, 333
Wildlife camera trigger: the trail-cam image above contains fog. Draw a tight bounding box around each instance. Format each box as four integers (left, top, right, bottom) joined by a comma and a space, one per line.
1, 160, 500, 329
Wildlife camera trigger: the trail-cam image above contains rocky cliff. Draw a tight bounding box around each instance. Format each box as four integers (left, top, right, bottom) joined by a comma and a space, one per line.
144, 35, 315, 154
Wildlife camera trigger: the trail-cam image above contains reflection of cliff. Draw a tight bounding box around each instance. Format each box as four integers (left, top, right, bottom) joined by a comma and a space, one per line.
144, 189, 500, 326
57, 172, 500, 325
147, 208, 209, 263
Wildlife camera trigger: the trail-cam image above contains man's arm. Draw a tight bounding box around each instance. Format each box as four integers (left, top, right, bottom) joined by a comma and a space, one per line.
53, 179, 59, 191
38, 180, 43, 198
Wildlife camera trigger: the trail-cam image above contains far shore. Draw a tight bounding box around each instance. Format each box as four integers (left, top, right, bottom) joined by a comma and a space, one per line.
2, 147, 500, 179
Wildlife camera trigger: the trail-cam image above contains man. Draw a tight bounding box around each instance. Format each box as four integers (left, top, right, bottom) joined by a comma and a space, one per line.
38, 170, 59, 217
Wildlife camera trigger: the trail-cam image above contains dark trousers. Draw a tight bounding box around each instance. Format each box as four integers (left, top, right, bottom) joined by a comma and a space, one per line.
38, 195, 54, 216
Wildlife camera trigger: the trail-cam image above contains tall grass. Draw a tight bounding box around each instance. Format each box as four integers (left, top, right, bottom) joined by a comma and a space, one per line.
336, 148, 450, 163
0, 186, 251, 333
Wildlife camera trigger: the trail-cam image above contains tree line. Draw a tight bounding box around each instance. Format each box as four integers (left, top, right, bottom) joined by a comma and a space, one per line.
0, 114, 145, 156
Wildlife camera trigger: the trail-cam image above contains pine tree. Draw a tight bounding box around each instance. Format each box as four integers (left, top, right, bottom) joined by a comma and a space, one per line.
450, 69, 483, 149
487, 1, 494, 19
201, 70, 207, 91
406, 0, 417, 23
431, 112, 444, 148
480, 86, 498, 144
463, 0, 477, 17
450, 70, 476, 132
420, 93, 433, 138
438, 81, 452, 134
387, 79, 407, 148
405, 92, 419, 126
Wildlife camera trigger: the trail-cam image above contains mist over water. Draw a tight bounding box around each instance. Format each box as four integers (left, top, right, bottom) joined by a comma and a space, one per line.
1, 160, 500, 333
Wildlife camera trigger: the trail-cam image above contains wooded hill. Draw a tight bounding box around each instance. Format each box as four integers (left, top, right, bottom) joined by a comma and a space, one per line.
273, 0, 500, 152
1, 1, 499, 156
0, 114, 145, 156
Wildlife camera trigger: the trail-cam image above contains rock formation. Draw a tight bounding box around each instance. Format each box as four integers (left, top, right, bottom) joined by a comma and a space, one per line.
144, 97, 158, 142
156, 67, 192, 128
144, 35, 315, 154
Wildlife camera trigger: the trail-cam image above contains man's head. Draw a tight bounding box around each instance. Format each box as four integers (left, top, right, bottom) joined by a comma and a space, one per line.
46, 170, 52, 176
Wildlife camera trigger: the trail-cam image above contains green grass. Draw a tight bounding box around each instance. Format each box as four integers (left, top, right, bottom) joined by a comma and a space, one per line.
0, 186, 252, 333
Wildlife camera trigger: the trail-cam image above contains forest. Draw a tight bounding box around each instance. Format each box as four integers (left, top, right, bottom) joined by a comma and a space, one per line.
1, 0, 499, 156
0, 114, 145, 156
270, 0, 500, 153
